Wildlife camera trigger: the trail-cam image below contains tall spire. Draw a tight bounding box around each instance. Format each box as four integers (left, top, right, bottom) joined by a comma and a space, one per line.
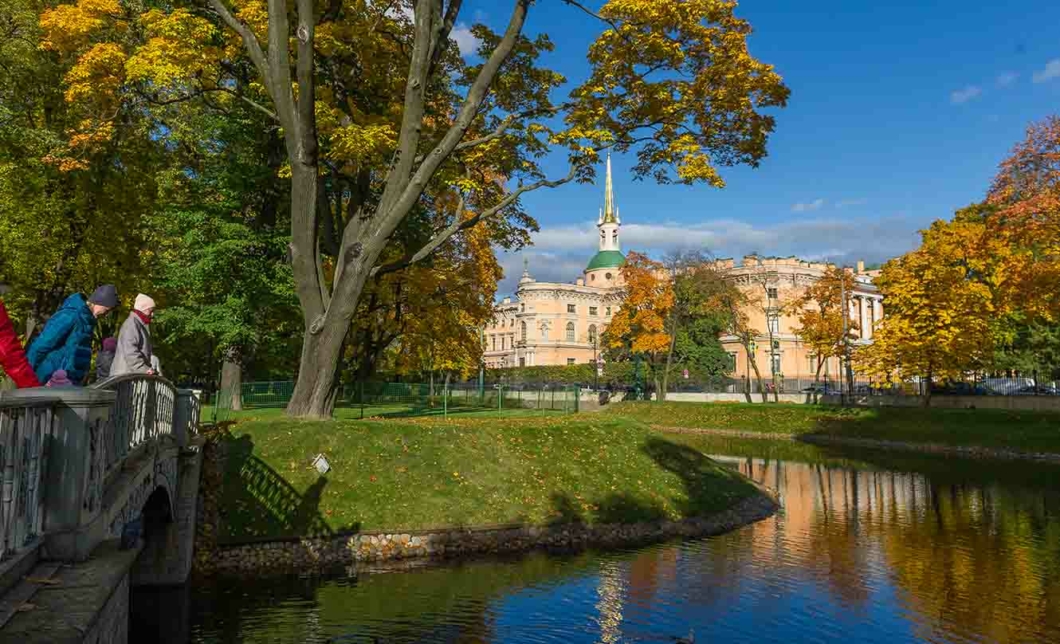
602, 151, 618, 224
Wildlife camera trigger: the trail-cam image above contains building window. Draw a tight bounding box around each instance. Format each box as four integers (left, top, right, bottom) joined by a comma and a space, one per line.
606, 306, 611, 316
501, 336, 505, 351
767, 287, 778, 300
566, 322, 575, 342
771, 352, 781, 375
542, 326, 549, 340
727, 352, 738, 372
588, 324, 598, 345
521, 303, 525, 312
612, 231, 618, 244
567, 304, 576, 314
590, 274, 596, 281
768, 315, 780, 334
605, 272, 613, 281
520, 321, 527, 342
520, 357, 526, 367
567, 358, 576, 365
808, 355, 817, 373
491, 335, 496, 351
589, 306, 598, 316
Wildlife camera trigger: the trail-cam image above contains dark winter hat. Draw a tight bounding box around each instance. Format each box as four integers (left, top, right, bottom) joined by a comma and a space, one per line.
102, 337, 117, 352
88, 284, 118, 308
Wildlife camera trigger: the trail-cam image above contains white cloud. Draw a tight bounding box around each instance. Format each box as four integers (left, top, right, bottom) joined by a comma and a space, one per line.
1032, 59, 1060, 84
791, 198, 825, 213
996, 71, 1019, 88
950, 85, 982, 105
451, 23, 480, 56
835, 198, 868, 209
495, 216, 921, 296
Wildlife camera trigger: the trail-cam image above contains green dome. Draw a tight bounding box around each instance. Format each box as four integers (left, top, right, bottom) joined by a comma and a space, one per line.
586, 250, 626, 271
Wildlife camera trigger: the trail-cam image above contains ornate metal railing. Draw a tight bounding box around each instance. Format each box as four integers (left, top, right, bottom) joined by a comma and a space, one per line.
0, 395, 54, 561
93, 374, 177, 473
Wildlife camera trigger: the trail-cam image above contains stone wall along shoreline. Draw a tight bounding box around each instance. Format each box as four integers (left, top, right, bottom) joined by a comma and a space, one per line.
200, 492, 778, 577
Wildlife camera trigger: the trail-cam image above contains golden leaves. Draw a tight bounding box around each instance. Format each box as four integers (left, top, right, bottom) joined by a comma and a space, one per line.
125, 10, 220, 87
63, 42, 125, 105
39, 0, 120, 54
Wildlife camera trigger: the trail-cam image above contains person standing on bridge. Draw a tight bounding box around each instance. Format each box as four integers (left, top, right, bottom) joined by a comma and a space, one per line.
0, 299, 41, 388
110, 293, 157, 377
26, 284, 118, 386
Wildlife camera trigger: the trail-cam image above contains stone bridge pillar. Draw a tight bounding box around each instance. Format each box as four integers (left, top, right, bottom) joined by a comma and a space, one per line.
33, 388, 116, 561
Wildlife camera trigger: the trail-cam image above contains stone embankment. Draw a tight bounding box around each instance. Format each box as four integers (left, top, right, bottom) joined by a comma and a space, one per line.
198, 491, 778, 576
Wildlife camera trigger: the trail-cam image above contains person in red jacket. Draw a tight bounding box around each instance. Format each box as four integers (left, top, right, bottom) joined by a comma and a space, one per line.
0, 300, 41, 388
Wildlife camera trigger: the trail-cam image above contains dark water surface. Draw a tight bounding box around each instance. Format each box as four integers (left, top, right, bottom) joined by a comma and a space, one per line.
149, 439, 1060, 643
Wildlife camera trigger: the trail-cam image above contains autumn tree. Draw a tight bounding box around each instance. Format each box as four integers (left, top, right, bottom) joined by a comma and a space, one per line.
658, 251, 739, 398
602, 251, 673, 399
855, 218, 1000, 404
0, 0, 161, 334
40, 0, 789, 417
786, 265, 858, 398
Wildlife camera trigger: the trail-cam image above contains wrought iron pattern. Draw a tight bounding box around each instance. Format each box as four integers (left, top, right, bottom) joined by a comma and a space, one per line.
0, 404, 52, 560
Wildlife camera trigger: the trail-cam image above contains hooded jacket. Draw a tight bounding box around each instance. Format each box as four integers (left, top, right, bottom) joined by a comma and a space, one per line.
0, 300, 41, 388
26, 294, 96, 385
109, 311, 153, 377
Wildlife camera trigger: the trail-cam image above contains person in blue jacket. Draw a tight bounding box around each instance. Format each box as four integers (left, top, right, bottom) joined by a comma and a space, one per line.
26, 285, 118, 385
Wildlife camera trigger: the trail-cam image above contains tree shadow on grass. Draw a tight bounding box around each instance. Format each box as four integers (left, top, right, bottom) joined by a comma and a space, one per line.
641, 436, 756, 517
544, 437, 754, 528
220, 434, 359, 542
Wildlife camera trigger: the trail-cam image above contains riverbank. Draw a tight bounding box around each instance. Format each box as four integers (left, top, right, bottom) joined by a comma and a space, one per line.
609, 401, 1060, 457
200, 410, 774, 573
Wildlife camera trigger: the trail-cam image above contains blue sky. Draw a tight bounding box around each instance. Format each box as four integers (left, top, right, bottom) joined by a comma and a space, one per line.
451, 1, 1060, 295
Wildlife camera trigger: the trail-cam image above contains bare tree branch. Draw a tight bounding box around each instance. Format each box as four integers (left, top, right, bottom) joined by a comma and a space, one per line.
372, 160, 579, 277
206, 0, 272, 89
377, 0, 530, 244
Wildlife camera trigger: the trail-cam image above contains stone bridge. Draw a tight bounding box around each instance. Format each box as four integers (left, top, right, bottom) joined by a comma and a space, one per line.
0, 374, 203, 643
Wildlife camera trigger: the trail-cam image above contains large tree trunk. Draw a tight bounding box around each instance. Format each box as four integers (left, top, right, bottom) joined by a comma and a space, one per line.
220, 346, 243, 412
286, 319, 348, 419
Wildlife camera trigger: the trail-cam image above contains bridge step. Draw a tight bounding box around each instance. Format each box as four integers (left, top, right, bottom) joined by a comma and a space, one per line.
0, 540, 142, 643
0, 561, 62, 630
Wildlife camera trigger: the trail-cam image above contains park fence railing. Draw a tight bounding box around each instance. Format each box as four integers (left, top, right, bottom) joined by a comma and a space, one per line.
211, 380, 581, 421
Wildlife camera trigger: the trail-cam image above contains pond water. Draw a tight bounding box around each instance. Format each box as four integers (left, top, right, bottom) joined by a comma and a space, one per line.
142, 438, 1060, 643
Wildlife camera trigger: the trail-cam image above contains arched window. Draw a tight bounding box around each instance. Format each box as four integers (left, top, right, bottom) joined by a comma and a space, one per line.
566, 322, 575, 342
605, 272, 613, 281
588, 324, 598, 345
521, 321, 527, 341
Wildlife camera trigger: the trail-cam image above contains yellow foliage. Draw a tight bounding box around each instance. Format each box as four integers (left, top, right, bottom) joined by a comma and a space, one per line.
125, 10, 220, 87
604, 252, 673, 355
39, 0, 120, 53
63, 42, 126, 105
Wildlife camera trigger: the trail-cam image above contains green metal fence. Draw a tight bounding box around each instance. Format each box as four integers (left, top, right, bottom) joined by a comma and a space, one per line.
209, 380, 581, 422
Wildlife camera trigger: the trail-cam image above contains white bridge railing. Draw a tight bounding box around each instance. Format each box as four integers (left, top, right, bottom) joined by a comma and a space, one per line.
0, 376, 200, 565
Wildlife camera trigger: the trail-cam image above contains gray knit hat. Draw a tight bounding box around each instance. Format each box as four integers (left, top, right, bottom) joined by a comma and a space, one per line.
88, 284, 118, 308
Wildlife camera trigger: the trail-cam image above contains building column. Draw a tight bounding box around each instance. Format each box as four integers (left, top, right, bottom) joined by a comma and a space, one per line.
857, 296, 867, 340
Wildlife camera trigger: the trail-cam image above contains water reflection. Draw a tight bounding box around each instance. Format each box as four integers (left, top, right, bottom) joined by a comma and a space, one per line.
168, 442, 1060, 643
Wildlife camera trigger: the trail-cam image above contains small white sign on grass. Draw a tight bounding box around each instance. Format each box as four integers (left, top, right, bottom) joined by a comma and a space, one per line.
312, 453, 331, 475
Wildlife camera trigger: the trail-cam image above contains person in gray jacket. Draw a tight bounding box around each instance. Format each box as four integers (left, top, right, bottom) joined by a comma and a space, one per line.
110, 294, 157, 377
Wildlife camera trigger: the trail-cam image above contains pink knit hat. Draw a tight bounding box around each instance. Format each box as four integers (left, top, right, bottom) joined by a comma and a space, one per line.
47, 370, 72, 387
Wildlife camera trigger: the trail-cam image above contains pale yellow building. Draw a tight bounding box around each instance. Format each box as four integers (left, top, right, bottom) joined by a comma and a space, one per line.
483, 155, 625, 368
485, 157, 884, 379
719, 256, 883, 382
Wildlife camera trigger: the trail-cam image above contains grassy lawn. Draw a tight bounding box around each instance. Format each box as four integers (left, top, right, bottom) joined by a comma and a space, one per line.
216, 410, 759, 542
609, 401, 1060, 453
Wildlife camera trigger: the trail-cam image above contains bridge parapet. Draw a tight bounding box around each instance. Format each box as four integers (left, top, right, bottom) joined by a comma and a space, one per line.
0, 376, 201, 570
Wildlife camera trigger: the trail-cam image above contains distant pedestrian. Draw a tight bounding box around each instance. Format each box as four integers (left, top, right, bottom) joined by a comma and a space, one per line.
0, 299, 41, 388
95, 337, 117, 382
110, 294, 156, 377
26, 285, 118, 385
